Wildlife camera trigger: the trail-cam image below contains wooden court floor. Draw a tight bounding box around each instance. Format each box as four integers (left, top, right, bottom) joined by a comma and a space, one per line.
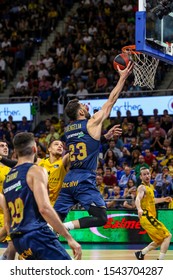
0, 243, 173, 260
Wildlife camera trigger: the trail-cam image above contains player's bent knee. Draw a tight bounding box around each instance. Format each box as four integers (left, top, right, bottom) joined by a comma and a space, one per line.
99, 211, 108, 226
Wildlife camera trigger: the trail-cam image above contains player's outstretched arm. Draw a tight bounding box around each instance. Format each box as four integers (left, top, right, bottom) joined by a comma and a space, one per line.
155, 196, 172, 204
101, 62, 133, 121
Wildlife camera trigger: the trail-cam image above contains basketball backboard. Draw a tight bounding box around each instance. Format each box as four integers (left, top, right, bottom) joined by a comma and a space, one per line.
136, 0, 173, 64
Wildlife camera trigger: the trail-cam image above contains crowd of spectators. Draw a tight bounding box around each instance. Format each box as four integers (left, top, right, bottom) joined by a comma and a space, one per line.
0, 1, 173, 211
0, 0, 73, 93
3, 0, 172, 113
1, 105, 173, 211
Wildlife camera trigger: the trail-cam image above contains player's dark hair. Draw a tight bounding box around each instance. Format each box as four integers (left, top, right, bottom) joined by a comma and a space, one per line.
65, 99, 81, 121
13, 132, 35, 157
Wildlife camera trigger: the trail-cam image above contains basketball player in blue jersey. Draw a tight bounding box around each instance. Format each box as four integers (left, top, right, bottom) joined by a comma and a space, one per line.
3, 132, 82, 260
54, 62, 133, 231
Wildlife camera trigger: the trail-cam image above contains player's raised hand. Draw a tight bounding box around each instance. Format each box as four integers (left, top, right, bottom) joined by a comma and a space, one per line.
104, 124, 122, 140
117, 61, 134, 78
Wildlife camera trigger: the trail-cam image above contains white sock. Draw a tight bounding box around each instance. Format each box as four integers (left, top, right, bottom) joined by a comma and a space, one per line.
158, 252, 165, 260
63, 221, 74, 231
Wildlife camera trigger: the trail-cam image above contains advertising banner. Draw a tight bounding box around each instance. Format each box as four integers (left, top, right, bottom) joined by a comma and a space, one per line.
0, 103, 33, 121
81, 95, 173, 117
60, 210, 173, 243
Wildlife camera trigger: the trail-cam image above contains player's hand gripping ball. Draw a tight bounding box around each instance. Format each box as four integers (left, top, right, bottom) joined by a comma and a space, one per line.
113, 53, 132, 71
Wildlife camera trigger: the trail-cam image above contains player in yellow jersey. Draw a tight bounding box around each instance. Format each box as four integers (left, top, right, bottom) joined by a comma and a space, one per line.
0, 193, 9, 233
0, 141, 16, 260
38, 139, 69, 206
135, 167, 172, 260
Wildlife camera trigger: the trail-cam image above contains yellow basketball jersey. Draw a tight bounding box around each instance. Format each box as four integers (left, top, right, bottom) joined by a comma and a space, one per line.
140, 183, 156, 218
38, 157, 66, 206
0, 164, 10, 219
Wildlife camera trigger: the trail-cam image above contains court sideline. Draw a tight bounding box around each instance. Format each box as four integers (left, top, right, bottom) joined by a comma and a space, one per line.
0, 243, 173, 260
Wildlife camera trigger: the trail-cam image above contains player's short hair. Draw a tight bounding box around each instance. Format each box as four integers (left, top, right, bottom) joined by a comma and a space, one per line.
48, 138, 62, 147
140, 166, 149, 175
13, 132, 35, 157
65, 99, 81, 121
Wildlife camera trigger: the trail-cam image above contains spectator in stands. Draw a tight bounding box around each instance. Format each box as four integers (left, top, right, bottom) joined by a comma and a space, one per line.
123, 178, 136, 198
160, 146, 173, 167
144, 149, 156, 166
96, 166, 104, 176
96, 174, 107, 198
52, 73, 62, 102
131, 149, 141, 168
8, 115, 17, 134
136, 115, 144, 137
45, 125, 60, 146
119, 146, 132, 167
141, 130, 152, 151
147, 116, 156, 134
153, 108, 160, 122
167, 158, 173, 178
15, 74, 29, 93
150, 158, 162, 176
138, 122, 149, 142
38, 85, 52, 114
121, 117, 129, 135
114, 110, 123, 125
161, 113, 173, 133
122, 186, 137, 209
160, 109, 172, 124
17, 116, 31, 132
42, 51, 54, 70
134, 155, 149, 185
38, 75, 52, 91
129, 137, 141, 153
103, 167, 118, 189
123, 122, 136, 144
118, 165, 136, 190
105, 139, 123, 162
76, 81, 89, 99
106, 185, 123, 209
103, 158, 118, 175
37, 63, 50, 80
150, 131, 165, 153
153, 166, 173, 198
56, 42, 65, 58
151, 121, 166, 138
0, 53, 6, 73
85, 70, 96, 93
70, 59, 83, 78
126, 110, 135, 124
94, 71, 108, 93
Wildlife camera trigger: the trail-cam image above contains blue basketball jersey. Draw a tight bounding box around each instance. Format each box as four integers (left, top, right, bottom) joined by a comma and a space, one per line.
65, 119, 100, 171
3, 163, 46, 235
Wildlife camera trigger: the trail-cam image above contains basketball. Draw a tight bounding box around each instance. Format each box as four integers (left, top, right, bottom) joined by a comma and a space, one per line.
113, 53, 131, 71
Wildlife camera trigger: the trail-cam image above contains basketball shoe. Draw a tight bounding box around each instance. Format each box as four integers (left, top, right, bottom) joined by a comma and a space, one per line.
135, 251, 145, 260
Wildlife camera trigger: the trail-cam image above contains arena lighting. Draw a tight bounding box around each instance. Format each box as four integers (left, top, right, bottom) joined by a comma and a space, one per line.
148, 0, 173, 20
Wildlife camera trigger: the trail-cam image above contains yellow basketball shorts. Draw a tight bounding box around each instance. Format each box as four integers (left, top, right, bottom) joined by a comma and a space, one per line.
140, 210, 170, 244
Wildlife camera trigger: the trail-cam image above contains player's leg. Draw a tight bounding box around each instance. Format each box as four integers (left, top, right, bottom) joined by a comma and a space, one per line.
158, 232, 172, 260
135, 241, 159, 260
64, 183, 107, 230
135, 215, 171, 260
0, 241, 16, 260
0, 214, 16, 260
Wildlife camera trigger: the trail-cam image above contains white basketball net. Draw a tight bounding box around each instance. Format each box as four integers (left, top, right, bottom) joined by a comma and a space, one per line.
122, 46, 159, 90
